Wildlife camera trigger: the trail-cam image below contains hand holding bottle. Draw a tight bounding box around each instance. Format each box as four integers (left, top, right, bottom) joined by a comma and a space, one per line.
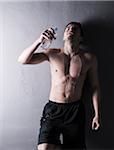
38, 27, 57, 49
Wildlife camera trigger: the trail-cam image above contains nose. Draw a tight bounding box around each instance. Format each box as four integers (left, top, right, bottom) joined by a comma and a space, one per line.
69, 26, 73, 31
68, 26, 75, 33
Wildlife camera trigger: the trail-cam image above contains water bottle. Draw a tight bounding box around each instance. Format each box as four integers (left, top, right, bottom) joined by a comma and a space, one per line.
41, 27, 57, 50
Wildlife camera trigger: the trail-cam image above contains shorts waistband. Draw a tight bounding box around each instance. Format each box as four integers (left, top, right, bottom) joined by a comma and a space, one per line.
48, 99, 82, 105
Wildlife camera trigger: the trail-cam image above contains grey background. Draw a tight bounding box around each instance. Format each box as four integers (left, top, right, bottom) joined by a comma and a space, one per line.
1, 1, 114, 150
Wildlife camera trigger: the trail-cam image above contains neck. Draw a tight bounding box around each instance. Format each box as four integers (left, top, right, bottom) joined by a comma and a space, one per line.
63, 40, 80, 57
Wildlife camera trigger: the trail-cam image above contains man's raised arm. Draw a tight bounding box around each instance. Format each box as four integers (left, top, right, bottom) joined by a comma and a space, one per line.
18, 28, 54, 64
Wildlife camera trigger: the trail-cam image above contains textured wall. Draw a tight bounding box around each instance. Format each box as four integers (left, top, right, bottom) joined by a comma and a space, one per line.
1, 1, 114, 150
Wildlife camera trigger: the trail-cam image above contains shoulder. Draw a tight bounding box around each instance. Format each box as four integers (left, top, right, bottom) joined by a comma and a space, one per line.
80, 51, 98, 70
83, 51, 97, 64
83, 51, 96, 60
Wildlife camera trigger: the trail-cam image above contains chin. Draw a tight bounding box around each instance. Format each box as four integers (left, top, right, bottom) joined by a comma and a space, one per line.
63, 36, 73, 42
67, 37, 74, 41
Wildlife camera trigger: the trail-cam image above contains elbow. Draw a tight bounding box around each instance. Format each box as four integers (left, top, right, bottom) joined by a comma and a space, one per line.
92, 86, 100, 92
18, 58, 28, 64
92, 85, 100, 96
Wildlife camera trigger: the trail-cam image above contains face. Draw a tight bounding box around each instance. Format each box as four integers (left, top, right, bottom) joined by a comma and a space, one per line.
63, 24, 81, 41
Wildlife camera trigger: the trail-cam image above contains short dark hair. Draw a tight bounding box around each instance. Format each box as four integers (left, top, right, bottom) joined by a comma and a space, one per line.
65, 22, 84, 37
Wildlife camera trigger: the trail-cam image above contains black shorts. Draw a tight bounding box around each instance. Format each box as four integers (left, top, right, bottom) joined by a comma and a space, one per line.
38, 99, 86, 149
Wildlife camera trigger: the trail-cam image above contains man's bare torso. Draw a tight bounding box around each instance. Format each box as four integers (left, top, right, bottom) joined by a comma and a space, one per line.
46, 48, 92, 103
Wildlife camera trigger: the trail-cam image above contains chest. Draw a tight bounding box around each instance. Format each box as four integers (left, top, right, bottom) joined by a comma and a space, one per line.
50, 53, 88, 79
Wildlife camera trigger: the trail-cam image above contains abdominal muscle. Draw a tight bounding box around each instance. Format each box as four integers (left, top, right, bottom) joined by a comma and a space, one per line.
49, 75, 83, 103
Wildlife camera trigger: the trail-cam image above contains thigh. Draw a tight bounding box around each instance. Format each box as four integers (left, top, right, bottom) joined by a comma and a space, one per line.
62, 123, 86, 146
38, 102, 61, 145
62, 106, 86, 149
38, 116, 61, 145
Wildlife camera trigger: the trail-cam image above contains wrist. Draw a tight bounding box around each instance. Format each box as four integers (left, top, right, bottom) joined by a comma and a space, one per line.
37, 36, 44, 44
37, 38, 42, 45
94, 113, 99, 117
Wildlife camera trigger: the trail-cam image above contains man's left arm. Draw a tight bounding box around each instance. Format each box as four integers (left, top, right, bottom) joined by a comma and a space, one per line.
88, 54, 101, 130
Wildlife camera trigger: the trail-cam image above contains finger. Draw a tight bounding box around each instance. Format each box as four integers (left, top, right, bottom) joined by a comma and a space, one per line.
92, 121, 95, 129
94, 123, 100, 130
43, 31, 53, 40
42, 33, 49, 40
44, 29, 53, 35
45, 30, 55, 39
48, 27, 54, 33
43, 32, 52, 40
47, 28, 56, 38
43, 32, 50, 38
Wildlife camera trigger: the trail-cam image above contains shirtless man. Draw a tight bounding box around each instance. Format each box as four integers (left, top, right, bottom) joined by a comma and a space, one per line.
18, 22, 100, 150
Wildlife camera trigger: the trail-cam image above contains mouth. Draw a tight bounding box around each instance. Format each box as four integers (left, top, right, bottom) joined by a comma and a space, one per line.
67, 32, 74, 36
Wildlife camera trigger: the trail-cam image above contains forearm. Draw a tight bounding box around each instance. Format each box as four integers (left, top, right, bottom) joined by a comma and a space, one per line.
18, 38, 41, 64
92, 87, 101, 117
